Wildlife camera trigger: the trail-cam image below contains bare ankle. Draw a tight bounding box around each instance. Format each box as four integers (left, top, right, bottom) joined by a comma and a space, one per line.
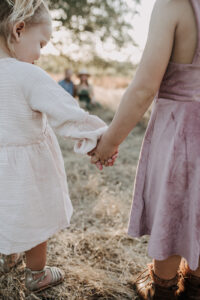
152, 266, 179, 287
25, 241, 47, 271
154, 270, 178, 281
26, 264, 45, 271
153, 256, 181, 281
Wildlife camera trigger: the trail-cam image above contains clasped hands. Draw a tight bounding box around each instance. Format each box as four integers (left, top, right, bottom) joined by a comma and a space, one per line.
88, 133, 119, 170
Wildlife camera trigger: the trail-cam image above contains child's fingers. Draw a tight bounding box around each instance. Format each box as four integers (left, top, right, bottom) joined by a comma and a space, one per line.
104, 161, 109, 167
107, 153, 118, 166
96, 161, 103, 170
108, 158, 113, 163
91, 151, 119, 168
109, 160, 115, 166
112, 153, 118, 160
88, 149, 95, 156
91, 154, 100, 164
108, 153, 119, 166
88, 138, 102, 156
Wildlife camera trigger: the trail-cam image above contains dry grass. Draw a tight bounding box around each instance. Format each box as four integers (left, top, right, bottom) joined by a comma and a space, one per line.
0, 91, 151, 299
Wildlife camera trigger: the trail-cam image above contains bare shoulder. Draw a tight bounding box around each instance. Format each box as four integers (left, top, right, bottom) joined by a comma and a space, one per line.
131, 0, 181, 93
130, 0, 195, 94
154, 0, 187, 9
152, 0, 182, 22
154, 0, 193, 17
149, 0, 192, 43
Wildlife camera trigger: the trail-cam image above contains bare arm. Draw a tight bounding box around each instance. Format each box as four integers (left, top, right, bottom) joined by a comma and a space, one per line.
91, 0, 178, 163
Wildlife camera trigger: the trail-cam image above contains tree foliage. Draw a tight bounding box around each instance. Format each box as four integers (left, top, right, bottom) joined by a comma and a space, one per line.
48, 0, 139, 49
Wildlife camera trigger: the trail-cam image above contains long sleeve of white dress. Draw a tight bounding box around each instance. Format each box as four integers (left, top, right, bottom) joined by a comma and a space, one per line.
21, 63, 107, 154
0, 58, 109, 255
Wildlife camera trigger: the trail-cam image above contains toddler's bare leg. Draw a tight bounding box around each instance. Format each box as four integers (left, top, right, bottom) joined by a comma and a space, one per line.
24, 241, 64, 292
25, 241, 47, 271
154, 255, 182, 279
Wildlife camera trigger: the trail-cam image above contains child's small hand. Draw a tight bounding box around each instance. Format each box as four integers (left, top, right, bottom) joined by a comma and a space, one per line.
88, 132, 119, 170
106, 152, 118, 167
92, 152, 118, 170
91, 135, 118, 165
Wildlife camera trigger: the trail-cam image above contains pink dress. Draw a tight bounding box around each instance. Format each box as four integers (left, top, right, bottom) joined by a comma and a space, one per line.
128, 0, 200, 270
0, 58, 107, 254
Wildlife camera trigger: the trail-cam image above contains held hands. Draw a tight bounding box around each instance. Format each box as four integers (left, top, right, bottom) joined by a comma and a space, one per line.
93, 152, 118, 170
88, 133, 119, 170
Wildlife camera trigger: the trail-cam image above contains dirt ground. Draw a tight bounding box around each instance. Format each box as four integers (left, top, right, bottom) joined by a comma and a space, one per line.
0, 90, 152, 299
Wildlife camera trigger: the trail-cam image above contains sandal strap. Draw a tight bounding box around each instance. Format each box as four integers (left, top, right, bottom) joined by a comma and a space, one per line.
46, 266, 63, 283
25, 267, 48, 291
25, 266, 64, 291
0, 253, 22, 273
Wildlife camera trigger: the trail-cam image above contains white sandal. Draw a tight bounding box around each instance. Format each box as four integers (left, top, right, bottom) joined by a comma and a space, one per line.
0, 253, 23, 273
25, 266, 64, 292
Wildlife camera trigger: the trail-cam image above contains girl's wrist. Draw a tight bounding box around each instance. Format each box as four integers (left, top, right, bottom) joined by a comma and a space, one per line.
103, 130, 120, 148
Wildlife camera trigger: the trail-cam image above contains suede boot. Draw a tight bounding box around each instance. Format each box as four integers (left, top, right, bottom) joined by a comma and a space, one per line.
134, 264, 179, 300
179, 263, 200, 300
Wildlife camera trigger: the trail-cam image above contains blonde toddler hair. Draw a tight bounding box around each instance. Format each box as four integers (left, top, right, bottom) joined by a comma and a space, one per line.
0, 0, 50, 52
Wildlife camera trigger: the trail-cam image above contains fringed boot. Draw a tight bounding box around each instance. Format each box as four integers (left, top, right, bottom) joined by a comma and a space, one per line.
134, 264, 179, 299
179, 263, 200, 299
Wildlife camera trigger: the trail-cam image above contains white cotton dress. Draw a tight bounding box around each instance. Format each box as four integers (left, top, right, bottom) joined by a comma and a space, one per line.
0, 58, 107, 254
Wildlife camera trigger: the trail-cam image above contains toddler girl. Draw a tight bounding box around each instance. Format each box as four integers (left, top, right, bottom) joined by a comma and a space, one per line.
90, 0, 200, 298
0, 0, 108, 292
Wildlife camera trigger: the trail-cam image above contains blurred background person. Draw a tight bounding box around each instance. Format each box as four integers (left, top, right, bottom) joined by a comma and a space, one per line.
76, 69, 96, 110
58, 68, 76, 97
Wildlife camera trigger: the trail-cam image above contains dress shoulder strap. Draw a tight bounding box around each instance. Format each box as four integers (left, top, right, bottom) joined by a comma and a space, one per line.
190, 0, 200, 64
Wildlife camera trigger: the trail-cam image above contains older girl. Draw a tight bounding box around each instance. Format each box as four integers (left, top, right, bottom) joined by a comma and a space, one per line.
90, 0, 200, 298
